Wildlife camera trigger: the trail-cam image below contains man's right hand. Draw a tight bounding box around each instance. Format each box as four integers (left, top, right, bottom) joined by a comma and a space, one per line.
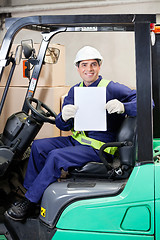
62, 104, 78, 122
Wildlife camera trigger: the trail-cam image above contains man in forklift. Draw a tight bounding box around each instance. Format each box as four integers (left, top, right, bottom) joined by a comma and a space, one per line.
5, 46, 137, 221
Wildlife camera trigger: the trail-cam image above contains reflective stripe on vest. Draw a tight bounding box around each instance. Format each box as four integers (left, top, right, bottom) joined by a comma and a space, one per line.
71, 78, 117, 155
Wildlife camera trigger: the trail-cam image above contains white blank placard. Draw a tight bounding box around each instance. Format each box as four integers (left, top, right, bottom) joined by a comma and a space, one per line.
74, 87, 106, 131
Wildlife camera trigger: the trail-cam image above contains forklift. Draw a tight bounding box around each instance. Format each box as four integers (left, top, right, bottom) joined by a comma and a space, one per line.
0, 14, 159, 239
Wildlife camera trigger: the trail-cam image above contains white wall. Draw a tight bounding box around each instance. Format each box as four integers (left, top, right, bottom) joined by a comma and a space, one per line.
1, 1, 160, 88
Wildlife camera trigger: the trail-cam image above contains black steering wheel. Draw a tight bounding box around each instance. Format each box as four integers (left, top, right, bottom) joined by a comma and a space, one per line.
26, 97, 57, 124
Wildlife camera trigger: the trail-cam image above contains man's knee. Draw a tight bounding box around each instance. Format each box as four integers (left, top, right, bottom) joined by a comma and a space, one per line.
32, 139, 45, 150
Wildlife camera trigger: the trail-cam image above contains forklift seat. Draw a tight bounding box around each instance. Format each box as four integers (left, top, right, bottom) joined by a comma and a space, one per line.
40, 116, 137, 227
69, 116, 137, 180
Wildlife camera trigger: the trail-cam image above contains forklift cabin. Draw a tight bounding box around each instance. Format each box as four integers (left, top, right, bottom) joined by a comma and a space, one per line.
0, 14, 159, 240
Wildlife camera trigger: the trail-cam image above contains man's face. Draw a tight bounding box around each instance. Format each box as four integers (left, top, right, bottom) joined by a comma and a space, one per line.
77, 59, 101, 86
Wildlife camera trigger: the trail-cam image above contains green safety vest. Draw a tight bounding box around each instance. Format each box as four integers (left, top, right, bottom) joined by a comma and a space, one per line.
71, 79, 117, 155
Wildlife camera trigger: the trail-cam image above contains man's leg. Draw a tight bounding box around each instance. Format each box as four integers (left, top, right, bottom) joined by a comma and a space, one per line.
25, 144, 100, 203
5, 136, 76, 220
5, 144, 100, 220
23, 136, 75, 190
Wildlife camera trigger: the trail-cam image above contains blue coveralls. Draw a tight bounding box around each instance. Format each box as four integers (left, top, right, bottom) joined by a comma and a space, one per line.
24, 75, 137, 203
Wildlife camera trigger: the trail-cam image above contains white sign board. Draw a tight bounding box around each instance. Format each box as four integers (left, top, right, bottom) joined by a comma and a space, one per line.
74, 87, 107, 131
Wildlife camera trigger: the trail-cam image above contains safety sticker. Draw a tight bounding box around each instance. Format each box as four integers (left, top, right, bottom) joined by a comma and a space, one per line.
41, 207, 46, 218
29, 78, 37, 91
27, 90, 34, 97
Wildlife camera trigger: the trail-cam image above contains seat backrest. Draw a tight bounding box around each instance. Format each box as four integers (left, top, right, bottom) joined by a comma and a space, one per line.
117, 117, 137, 167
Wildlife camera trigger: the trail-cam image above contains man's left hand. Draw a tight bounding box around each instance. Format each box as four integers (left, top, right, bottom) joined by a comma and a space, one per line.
105, 99, 125, 114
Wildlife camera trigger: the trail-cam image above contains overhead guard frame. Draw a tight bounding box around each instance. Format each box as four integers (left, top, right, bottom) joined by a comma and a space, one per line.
0, 14, 157, 163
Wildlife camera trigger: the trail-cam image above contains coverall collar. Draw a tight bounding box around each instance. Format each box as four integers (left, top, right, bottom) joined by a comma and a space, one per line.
82, 75, 102, 87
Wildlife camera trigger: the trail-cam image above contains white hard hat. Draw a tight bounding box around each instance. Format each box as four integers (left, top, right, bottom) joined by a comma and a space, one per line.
74, 46, 103, 66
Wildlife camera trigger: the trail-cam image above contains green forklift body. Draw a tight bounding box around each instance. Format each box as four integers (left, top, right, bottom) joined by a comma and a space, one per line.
52, 164, 154, 240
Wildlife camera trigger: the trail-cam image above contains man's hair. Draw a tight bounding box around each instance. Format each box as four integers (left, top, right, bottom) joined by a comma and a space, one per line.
76, 59, 101, 68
